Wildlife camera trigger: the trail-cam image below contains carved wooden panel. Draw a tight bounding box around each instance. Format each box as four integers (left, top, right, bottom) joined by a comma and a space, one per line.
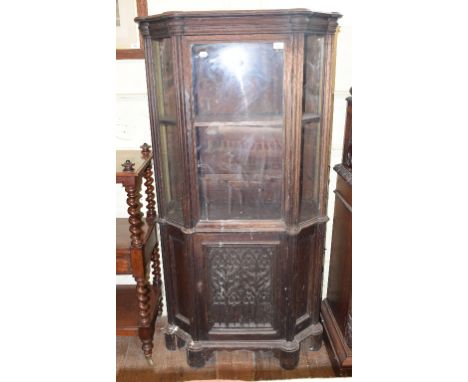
206, 244, 277, 330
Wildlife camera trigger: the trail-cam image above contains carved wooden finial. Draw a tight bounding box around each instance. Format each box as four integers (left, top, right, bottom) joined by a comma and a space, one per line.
121, 160, 135, 172
140, 143, 151, 153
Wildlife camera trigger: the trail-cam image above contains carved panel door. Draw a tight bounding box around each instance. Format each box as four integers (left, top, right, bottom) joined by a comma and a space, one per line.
194, 233, 285, 340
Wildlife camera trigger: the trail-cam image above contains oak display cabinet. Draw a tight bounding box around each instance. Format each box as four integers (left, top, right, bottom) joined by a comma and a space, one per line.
135, 9, 341, 369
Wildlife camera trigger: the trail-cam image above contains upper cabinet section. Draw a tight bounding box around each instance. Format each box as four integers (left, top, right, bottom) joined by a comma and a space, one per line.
137, 9, 341, 228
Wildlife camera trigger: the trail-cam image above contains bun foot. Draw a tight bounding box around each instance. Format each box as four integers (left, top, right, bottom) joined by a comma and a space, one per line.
164, 332, 178, 351
279, 348, 300, 370
187, 343, 205, 368
309, 323, 324, 351
177, 336, 186, 348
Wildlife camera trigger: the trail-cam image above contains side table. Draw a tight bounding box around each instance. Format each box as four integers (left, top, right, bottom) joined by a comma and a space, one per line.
116, 143, 163, 364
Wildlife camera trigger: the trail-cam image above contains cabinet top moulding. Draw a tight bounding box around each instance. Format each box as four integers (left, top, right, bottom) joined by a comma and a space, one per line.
135, 9, 342, 38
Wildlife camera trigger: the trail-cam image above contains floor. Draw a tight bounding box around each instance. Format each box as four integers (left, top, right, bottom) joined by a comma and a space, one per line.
117, 317, 336, 382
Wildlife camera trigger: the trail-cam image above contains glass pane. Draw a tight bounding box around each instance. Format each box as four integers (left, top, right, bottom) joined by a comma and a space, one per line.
303, 36, 324, 115
192, 42, 285, 220
299, 36, 324, 221
153, 39, 177, 120
158, 123, 184, 221
152, 39, 184, 222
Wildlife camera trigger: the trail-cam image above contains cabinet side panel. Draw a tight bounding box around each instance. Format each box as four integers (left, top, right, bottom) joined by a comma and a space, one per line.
299, 35, 325, 222
326, 176, 352, 334
167, 226, 192, 331
295, 225, 316, 329
151, 39, 185, 223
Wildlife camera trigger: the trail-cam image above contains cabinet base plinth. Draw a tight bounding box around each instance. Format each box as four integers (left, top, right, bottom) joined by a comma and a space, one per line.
163, 321, 323, 369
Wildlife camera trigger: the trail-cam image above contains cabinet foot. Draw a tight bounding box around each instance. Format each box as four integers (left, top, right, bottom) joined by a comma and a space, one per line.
279, 346, 300, 370
309, 323, 324, 351
164, 332, 178, 351
163, 324, 185, 351
187, 344, 206, 368
177, 336, 186, 348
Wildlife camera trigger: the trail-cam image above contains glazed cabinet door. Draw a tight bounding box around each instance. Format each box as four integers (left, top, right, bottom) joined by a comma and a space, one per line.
182, 35, 293, 223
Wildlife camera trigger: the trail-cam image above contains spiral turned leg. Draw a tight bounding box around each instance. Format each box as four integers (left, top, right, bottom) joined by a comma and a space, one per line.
124, 184, 143, 248
136, 277, 154, 362
125, 179, 154, 363
143, 165, 156, 220
151, 243, 163, 316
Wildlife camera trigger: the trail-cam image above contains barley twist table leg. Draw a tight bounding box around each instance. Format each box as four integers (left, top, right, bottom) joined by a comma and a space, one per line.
124, 184, 143, 248
136, 277, 153, 362
143, 164, 156, 220
151, 242, 163, 316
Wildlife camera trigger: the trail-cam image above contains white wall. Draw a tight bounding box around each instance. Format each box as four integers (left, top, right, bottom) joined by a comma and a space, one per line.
116, 0, 352, 298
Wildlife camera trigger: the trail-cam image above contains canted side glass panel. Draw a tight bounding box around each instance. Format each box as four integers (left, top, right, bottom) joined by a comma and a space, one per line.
191, 42, 285, 220
152, 39, 184, 222
153, 39, 177, 120
299, 35, 325, 221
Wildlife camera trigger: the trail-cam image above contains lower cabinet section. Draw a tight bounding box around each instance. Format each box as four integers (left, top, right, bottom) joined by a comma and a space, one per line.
159, 222, 327, 369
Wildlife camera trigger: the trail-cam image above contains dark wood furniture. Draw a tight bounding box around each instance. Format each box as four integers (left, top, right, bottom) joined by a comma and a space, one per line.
116, 144, 163, 364
135, 9, 341, 369
321, 89, 352, 377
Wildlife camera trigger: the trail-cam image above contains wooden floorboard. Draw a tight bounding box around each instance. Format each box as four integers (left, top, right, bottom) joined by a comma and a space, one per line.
117, 317, 336, 381
216, 350, 256, 380
116, 336, 129, 374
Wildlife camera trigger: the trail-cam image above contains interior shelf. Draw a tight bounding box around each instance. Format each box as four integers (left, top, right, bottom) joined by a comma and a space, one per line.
302, 113, 321, 123
194, 114, 283, 127
194, 113, 320, 127
159, 117, 177, 125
